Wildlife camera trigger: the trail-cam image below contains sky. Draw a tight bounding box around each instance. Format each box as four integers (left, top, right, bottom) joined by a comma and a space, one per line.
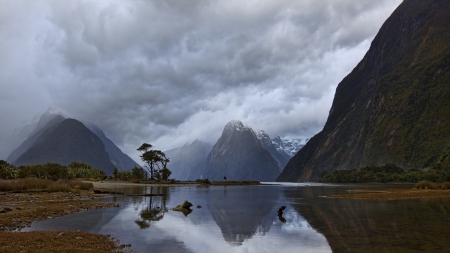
0, 0, 402, 163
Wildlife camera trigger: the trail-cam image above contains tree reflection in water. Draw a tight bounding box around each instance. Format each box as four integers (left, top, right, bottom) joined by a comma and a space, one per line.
135, 187, 169, 229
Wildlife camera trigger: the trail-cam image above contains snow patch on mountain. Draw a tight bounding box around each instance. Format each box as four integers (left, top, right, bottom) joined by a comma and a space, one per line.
272, 136, 308, 157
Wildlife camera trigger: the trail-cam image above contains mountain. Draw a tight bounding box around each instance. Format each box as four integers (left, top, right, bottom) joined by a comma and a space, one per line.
87, 125, 140, 171
1, 108, 62, 160
7, 110, 140, 173
27, 108, 63, 138
255, 130, 290, 170
15, 119, 116, 174
7, 115, 65, 164
278, 0, 450, 182
271, 136, 307, 160
164, 140, 212, 181
205, 120, 280, 181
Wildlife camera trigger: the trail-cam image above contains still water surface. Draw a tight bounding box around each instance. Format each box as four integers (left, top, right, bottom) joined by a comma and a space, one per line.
25, 183, 450, 252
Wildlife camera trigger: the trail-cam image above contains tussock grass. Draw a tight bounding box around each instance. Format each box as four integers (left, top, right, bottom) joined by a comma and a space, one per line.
0, 178, 51, 191
415, 180, 438, 189
440, 182, 450, 190
0, 178, 93, 192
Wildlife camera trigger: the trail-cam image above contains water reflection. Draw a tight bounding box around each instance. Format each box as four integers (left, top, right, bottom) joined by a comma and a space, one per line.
207, 186, 280, 245
284, 185, 450, 253
134, 187, 169, 229
25, 185, 331, 253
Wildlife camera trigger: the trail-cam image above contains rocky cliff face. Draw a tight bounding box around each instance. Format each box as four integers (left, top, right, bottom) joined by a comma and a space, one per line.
278, 0, 450, 182
164, 140, 212, 180
205, 120, 280, 181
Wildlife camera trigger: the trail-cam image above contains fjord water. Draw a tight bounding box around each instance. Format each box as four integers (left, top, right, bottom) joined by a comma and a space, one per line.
25, 184, 450, 252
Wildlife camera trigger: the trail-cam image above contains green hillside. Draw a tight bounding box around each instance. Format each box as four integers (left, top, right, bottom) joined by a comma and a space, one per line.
278, 0, 450, 182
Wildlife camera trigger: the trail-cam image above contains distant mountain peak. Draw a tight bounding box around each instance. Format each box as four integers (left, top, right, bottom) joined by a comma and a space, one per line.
224, 120, 249, 132
43, 107, 63, 116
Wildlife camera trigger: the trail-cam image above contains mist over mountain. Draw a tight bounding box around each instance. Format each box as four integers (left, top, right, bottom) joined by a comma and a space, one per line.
205, 120, 281, 181
7, 114, 65, 164
88, 125, 141, 171
15, 119, 116, 174
278, 0, 450, 182
7, 109, 140, 174
164, 140, 212, 180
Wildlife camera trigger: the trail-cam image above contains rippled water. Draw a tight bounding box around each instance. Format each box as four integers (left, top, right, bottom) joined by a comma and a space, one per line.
24, 183, 450, 253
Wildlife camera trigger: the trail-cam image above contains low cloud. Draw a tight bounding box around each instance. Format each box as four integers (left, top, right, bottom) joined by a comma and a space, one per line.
0, 0, 402, 162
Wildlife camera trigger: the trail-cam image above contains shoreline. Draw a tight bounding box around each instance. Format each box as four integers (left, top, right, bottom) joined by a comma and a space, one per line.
324, 188, 450, 200
0, 189, 128, 252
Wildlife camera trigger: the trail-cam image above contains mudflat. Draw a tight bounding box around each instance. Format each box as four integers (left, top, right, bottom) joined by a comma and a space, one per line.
0, 190, 128, 252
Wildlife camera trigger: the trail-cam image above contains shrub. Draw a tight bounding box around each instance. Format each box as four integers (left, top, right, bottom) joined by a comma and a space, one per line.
439, 182, 450, 190
0, 161, 19, 179
415, 180, 438, 189
131, 166, 147, 180
196, 178, 211, 184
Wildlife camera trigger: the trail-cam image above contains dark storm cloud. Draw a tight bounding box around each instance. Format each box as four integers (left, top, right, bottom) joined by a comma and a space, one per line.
0, 0, 402, 161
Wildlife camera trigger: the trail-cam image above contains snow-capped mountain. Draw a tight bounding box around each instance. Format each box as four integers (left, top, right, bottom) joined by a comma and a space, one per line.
205, 120, 280, 181
255, 130, 289, 170
271, 136, 307, 158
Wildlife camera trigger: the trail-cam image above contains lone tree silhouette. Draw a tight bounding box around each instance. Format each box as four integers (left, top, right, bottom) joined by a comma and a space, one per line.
137, 143, 171, 180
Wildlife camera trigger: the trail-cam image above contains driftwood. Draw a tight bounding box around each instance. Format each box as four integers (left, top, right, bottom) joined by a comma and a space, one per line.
277, 206, 287, 223
93, 189, 123, 195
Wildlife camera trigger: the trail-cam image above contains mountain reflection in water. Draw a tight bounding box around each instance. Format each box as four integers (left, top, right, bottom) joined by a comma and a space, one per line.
284, 185, 450, 253
25, 185, 331, 253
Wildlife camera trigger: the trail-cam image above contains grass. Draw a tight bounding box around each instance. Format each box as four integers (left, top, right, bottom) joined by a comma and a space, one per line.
0, 178, 93, 192
415, 180, 438, 189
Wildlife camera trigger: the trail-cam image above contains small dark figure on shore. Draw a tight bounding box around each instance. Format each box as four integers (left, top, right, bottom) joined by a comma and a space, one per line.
224, 176, 227, 180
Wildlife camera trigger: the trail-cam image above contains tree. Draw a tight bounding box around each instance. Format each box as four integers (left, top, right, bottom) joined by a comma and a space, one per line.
137, 143, 171, 180
132, 166, 147, 179
113, 168, 119, 179
160, 157, 171, 180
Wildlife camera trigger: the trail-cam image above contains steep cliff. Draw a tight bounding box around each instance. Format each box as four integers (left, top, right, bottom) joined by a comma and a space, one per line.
278, 0, 450, 181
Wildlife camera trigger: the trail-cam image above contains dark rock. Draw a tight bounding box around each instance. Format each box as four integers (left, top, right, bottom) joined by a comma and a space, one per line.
171, 200, 193, 216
